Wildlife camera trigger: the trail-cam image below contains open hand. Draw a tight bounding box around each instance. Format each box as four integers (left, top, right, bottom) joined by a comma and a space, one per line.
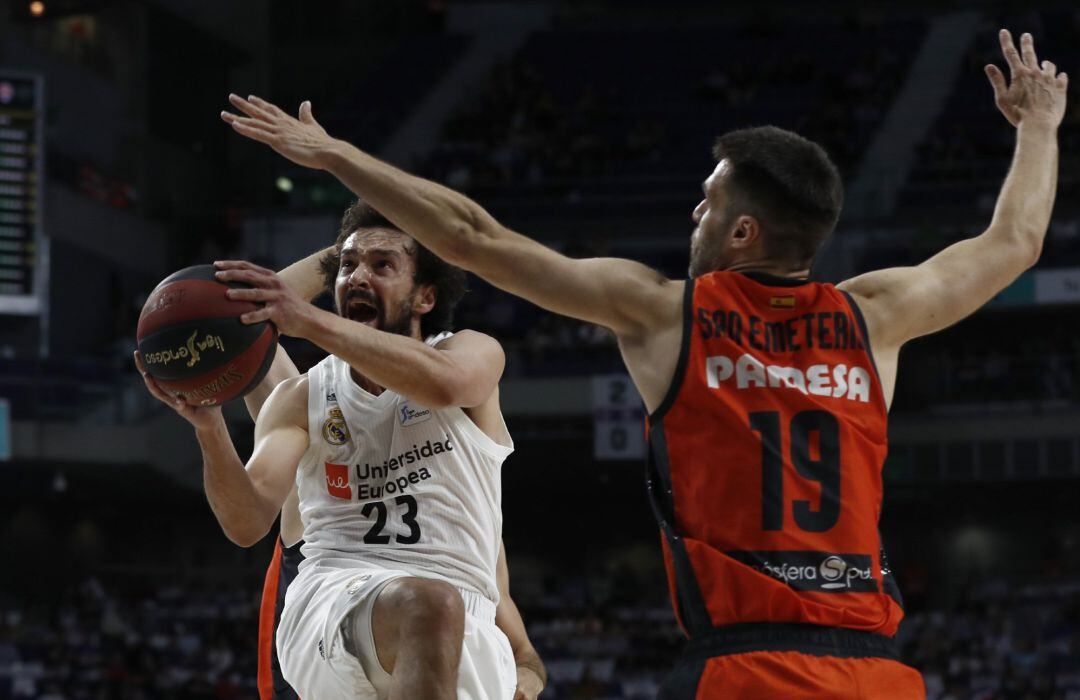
221, 94, 335, 169
134, 351, 224, 429
214, 260, 319, 339
985, 29, 1068, 128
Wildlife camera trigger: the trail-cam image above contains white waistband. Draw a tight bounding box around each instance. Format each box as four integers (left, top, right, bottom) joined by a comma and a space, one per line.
459, 588, 496, 625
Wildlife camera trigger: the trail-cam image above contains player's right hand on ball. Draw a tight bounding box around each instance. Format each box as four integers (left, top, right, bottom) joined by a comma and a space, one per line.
134, 351, 223, 430
221, 94, 335, 170
985, 29, 1068, 128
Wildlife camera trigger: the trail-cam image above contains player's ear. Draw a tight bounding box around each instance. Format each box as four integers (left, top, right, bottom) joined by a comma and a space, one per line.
730, 215, 761, 249
413, 283, 436, 316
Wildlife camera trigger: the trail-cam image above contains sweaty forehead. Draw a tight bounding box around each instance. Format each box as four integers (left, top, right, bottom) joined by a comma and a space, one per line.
342, 229, 416, 256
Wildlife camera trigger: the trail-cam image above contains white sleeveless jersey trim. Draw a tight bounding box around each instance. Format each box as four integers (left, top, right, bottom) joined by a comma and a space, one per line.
295, 332, 510, 604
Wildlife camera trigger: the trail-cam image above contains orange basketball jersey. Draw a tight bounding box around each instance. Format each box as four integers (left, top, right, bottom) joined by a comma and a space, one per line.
647, 271, 904, 638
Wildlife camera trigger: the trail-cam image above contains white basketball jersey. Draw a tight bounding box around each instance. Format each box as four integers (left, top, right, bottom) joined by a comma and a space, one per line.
296, 334, 512, 603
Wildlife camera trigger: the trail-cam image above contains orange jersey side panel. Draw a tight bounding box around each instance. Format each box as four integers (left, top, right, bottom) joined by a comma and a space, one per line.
258, 538, 284, 700
649, 272, 903, 636
694, 652, 925, 700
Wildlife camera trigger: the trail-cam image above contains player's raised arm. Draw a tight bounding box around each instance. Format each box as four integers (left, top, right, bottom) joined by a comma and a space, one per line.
839, 30, 1066, 350
221, 96, 682, 339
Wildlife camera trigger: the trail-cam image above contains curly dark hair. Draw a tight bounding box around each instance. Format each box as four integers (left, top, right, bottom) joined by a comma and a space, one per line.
318, 200, 468, 338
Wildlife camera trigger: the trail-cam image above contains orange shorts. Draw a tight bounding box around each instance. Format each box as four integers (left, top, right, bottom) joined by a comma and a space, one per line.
661, 650, 926, 700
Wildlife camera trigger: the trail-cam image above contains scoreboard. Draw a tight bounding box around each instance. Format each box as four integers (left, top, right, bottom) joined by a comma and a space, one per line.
0, 73, 44, 315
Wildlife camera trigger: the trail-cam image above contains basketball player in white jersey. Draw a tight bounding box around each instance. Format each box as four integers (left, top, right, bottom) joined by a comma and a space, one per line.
135, 202, 546, 699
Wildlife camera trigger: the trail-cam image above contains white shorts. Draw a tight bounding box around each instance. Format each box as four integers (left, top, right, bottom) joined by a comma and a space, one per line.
277, 558, 517, 699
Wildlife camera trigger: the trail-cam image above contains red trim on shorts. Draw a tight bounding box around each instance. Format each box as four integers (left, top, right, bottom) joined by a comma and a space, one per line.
258, 538, 284, 700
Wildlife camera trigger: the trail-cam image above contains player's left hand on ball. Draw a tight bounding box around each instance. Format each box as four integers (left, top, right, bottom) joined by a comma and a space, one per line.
221, 94, 334, 169
214, 260, 315, 338
514, 667, 543, 700
133, 351, 222, 428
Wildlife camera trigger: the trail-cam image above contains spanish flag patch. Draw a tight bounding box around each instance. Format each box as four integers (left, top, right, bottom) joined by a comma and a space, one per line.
770, 295, 796, 308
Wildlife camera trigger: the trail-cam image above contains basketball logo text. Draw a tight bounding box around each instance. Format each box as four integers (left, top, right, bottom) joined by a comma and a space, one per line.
705, 353, 872, 403
144, 329, 226, 368
174, 364, 243, 405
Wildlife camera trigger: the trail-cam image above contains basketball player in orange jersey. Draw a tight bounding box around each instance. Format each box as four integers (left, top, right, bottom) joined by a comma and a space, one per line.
222, 29, 1065, 699
135, 203, 546, 699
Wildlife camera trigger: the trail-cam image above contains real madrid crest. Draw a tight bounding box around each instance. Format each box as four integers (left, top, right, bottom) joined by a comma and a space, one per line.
322, 406, 350, 446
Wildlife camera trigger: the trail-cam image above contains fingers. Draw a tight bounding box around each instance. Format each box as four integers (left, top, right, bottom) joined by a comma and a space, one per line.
215, 268, 269, 286
985, 64, 1007, 100
248, 95, 289, 120
240, 307, 274, 325
214, 263, 278, 291
1042, 60, 1057, 77
1019, 31, 1038, 69
1058, 72, 1069, 90
134, 351, 181, 406
999, 29, 1023, 77
224, 287, 270, 302
228, 93, 274, 121
214, 260, 276, 284
224, 116, 277, 144
299, 100, 316, 125
214, 259, 269, 272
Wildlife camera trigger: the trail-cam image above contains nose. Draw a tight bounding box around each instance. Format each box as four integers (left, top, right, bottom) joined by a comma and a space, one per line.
692, 199, 706, 223
347, 263, 373, 291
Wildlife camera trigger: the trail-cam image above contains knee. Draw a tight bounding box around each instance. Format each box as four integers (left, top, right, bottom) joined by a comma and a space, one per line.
385, 578, 465, 633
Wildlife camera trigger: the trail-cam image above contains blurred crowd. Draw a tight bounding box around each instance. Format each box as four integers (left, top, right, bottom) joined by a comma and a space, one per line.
900, 579, 1080, 700
0, 580, 260, 700
420, 57, 671, 197
3, 574, 1079, 699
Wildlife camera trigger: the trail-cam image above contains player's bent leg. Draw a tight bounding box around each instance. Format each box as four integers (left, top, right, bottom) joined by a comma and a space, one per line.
365, 577, 466, 700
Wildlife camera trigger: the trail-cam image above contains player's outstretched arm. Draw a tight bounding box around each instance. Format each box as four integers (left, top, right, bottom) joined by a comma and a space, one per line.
221, 96, 681, 339
839, 30, 1066, 350
494, 542, 546, 700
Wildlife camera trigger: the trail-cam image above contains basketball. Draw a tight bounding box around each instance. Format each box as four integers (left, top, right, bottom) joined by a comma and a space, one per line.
136, 264, 278, 406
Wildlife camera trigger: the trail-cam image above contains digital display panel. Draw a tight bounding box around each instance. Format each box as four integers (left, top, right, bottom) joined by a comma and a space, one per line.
0, 73, 43, 313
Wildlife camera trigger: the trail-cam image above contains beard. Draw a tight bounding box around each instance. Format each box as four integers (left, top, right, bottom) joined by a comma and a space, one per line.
688, 211, 738, 278
339, 288, 417, 338
689, 225, 722, 278
379, 300, 415, 337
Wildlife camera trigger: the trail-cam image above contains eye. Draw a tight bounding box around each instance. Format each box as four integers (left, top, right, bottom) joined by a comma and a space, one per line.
376, 260, 393, 270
